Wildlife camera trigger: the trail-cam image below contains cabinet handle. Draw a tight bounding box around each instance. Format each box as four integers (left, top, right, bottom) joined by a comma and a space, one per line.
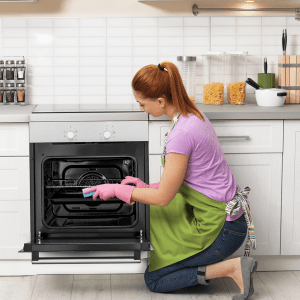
217, 135, 250, 140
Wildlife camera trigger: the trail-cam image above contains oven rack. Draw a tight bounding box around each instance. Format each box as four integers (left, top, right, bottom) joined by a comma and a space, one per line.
46, 179, 123, 188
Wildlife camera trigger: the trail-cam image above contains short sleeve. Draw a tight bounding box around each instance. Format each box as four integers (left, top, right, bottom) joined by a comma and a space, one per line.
166, 129, 193, 157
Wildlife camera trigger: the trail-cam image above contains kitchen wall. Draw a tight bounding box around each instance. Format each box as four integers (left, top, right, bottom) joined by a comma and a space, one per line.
0, 16, 300, 107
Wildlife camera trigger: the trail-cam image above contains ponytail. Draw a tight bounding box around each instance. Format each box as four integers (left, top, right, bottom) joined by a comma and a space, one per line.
132, 61, 205, 121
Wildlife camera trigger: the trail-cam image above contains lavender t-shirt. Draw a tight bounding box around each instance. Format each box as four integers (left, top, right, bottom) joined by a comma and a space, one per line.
165, 113, 247, 222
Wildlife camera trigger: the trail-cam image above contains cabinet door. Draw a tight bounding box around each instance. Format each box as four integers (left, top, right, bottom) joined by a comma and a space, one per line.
0, 123, 29, 156
0, 201, 31, 259
149, 153, 282, 255
225, 153, 282, 256
0, 157, 30, 201
281, 121, 300, 255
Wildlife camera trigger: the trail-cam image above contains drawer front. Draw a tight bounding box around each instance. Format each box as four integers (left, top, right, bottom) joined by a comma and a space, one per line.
149, 120, 283, 154
0, 123, 29, 156
0, 157, 30, 201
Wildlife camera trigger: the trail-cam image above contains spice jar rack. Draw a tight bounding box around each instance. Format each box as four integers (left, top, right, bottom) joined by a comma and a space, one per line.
0, 56, 27, 105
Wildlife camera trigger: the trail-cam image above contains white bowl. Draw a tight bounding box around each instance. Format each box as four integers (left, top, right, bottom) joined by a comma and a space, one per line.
255, 88, 287, 107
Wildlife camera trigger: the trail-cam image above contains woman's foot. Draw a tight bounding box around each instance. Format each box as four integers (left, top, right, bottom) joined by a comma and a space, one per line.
230, 257, 244, 294
230, 256, 258, 299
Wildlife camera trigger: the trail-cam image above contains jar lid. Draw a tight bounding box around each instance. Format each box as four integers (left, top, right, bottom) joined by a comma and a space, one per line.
17, 83, 25, 88
16, 60, 26, 65
201, 51, 225, 56
5, 83, 15, 87
177, 56, 196, 62
226, 51, 248, 56
5, 60, 15, 65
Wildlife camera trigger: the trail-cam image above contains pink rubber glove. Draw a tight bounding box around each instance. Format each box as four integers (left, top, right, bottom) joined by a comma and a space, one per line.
83, 184, 135, 204
121, 176, 160, 189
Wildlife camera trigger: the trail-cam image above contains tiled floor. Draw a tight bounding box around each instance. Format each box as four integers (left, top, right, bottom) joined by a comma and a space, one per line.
1, 270, 300, 299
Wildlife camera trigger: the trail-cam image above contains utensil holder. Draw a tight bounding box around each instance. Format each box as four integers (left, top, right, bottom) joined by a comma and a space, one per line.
278, 55, 300, 104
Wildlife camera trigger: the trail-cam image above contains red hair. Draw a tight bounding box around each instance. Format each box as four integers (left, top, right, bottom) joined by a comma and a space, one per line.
132, 61, 205, 121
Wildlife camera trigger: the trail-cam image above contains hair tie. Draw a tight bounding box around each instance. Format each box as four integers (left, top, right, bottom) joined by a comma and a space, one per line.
158, 63, 164, 71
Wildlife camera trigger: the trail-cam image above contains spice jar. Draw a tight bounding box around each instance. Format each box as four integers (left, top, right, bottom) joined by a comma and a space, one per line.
5, 83, 15, 104
0, 83, 3, 104
177, 56, 196, 103
16, 83, 26, 105
16, 60, 26, 80
225, 51, 248, 105
201, 52, 225, 105
5, 60, 15, 80
0, 61, 4, 81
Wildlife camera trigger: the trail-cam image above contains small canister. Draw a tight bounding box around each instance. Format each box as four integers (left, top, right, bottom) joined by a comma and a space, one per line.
177, 56, 197, 103
16, 60, 26, 80
0, 83, 4, 104
5, 83, 15, 104
5, 60, 15, 80
0, 61, 4, 80
16, 83, 26, 105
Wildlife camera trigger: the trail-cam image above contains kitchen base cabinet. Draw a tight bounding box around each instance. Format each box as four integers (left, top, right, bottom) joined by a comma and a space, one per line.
225, 153, 282, 256
281, 120, 300, 255
149, 152, 282, 256
0, 201, 31, 260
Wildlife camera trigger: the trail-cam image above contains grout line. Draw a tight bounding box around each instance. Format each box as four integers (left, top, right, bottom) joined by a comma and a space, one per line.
105, 17, 107, 111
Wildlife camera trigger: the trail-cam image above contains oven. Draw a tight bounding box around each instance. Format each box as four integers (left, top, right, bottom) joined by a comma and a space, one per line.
19, 105, 152, 265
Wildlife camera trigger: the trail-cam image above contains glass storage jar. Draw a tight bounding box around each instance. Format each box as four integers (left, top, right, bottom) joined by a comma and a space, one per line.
5, 60, 15, 80
5, 83, 15, 104
177, 56, 196, 103
201, 52, 225, 105
16, 83, 26, 105
16, 60, 26, 80
225, 51, 248, 105
0, 83, 3, 104
0, 61, 4, 80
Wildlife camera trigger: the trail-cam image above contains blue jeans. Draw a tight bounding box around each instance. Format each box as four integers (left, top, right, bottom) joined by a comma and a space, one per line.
144, 213, 248, 293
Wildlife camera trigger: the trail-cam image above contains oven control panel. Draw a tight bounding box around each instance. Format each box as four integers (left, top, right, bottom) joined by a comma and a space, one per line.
30, 121, 148, 143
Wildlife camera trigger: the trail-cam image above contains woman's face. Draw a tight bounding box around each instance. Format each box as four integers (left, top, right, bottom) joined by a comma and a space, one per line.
133, 91, 165, 118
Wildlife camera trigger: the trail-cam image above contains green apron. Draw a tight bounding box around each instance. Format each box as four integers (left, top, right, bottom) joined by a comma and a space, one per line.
149, 182, 227, 272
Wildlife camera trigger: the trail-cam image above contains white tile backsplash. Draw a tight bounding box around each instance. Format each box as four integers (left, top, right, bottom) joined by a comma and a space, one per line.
1, 16, 300, 106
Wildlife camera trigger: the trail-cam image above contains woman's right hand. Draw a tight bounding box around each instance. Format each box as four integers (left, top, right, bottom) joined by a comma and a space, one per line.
121, 176, 160, 189
121, 176, 149, 188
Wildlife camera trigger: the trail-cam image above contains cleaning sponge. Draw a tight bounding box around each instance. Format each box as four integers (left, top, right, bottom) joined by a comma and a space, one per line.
82, 188, 95, 198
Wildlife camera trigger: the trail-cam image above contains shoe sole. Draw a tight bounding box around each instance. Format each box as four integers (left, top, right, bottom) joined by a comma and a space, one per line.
248, 259, 258, 298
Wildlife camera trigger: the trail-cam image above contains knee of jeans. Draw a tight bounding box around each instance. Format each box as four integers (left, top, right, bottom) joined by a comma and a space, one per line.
144, 267, 154, 290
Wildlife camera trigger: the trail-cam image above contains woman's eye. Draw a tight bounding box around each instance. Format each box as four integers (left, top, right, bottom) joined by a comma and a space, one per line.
139, 105, 144, 107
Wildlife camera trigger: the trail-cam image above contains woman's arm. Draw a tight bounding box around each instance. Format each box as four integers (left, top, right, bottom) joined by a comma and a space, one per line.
130, 152, 189, 206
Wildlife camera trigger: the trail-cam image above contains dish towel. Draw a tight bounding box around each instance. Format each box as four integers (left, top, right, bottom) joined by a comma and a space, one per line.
225, 185, 256, 257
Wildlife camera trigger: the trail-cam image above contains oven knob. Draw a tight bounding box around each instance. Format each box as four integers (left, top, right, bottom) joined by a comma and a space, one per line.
67, 131, 75, 139
104, 131, 111, 139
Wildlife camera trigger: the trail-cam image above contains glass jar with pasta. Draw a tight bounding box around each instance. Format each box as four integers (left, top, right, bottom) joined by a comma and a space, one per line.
225, 51, 248, 105
201, 52, 225, 105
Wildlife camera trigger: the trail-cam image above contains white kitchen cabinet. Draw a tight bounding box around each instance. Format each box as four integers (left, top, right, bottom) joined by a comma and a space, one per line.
0, 123, 29, 156
0, 201, 31, 259
0, 123, 30, 261
281, 120, 300, 255
149, 153, 282, 256
149, 119, 283, 256
0, 157, 30, 201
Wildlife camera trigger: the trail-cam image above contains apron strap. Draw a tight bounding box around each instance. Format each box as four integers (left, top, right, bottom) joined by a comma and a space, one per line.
225, 185, 256, 257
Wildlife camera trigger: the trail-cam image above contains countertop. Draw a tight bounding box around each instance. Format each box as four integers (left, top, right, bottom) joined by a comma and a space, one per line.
1, 103, 300, 122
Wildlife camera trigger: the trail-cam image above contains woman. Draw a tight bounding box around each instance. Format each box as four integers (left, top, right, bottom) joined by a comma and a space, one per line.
84, 62, 258, 300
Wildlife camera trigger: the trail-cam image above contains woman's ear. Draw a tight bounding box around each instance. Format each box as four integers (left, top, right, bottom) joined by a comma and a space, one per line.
156, 97, 167, 108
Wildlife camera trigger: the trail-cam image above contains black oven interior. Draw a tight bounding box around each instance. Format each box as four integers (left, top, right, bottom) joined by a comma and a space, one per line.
31, 142, 149, 241
44, 157, 137, 228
